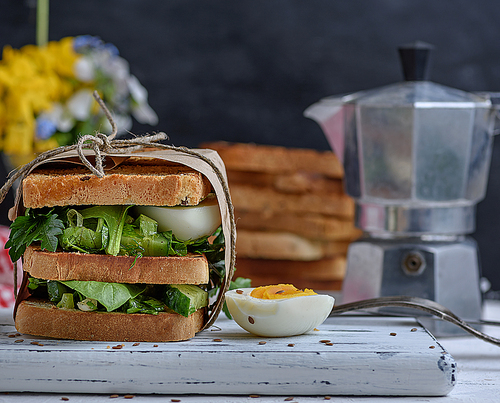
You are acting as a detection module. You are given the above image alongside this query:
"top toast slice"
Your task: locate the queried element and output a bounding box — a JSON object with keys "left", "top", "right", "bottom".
{"left": 22, "top": 163, "right": 212, "bottom": 208}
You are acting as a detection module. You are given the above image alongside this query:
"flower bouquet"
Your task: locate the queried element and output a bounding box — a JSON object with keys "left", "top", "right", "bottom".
{"left": 0, "top": 35, "right": 158, "bottom": 167}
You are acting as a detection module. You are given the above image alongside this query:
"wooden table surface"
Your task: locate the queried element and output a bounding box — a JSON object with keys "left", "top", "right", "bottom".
{"left": 0, "top": 300, "right": 499, "bottom": 402}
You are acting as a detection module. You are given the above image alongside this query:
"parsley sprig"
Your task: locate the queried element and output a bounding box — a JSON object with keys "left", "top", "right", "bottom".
{"left": 5, "top": 208, "right": 64, "bottom": 262}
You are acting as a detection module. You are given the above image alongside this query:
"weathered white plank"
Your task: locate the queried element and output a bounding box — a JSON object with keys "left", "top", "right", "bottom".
{"left": 0, "top": 314, "right": 455, "bottom": 396}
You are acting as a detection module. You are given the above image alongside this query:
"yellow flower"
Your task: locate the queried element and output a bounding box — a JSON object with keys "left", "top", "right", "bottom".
{"left": 3, "top": 91, "right": 35, "bottom": 155}
{"left": 34, "top": 137, "right": 60, "bottom": 154}
{"left": 0, "top": 37, "right": 82, "bottom": 161}
{"left": 0, "top": 35, "right": 157, "bottom": 165}
{"left": 49, "top": 37, "right": 78, "bottom": 78}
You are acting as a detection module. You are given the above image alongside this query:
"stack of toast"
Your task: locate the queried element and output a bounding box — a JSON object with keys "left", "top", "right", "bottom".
{"left": 202, "top": 142, "right": 362, "bottom": 290}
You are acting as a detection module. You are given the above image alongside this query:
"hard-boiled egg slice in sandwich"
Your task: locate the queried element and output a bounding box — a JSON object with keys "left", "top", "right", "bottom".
{"left": 225, "top": 284, "right": 335, "bottom": 337}
{"left": 136, "top": 195, "right": 221, "bottom": 241}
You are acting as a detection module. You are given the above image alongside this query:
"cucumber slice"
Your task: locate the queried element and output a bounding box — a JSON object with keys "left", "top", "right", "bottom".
{"left": 164, "top": 285, "right": 208, "bottom": 317}
{"left": 56, "top": 293, "right": 75, "bottom": 309}
{"left": 47, "top": 281, "right": 71, "bottom": 303}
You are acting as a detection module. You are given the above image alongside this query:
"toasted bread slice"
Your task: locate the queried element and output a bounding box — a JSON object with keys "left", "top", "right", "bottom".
{"left": 235, "top": 210, "right": 361, "bottom": 241}
{"left": 235, "top": 229, "right": 351, "bottom": 261}
{"left": 23, "top": 245, "right": 209, "bottom": 284}
{"left": 201, "top": 141, "right": 344, "bottom": 178}
{"left": 16, "top": 297, "right": 206, "bottom": 342}
{"left": 226, "top": 170, "right": 345, "bottom": 195}
{"left": 230, "top": 184, "right": 355, "bottom": 218}
{"left": 235, "top": 257, "right": 345, "bottom": 291}
{"left": 23, "top": 164, "right": 212, "bottom": 208}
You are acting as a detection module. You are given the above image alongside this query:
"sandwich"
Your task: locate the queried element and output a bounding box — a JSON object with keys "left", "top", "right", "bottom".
{"left": 6, "top": 150, "right": 233, "bottom": 342}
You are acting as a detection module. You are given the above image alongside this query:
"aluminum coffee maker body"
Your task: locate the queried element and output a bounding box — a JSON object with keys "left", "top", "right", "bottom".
{"left": 304, "top": 43, "right": 500, "bottom": 334}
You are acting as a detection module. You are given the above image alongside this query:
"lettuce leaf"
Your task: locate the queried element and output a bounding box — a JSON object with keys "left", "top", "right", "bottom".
{"left": 60, "top": 209, "right": 109, "bottom": 253}
{"left": 77, "top": 206, "right": 132, "bottom": 256}
{"left": 61, "top": 280, "right": 146, "bottom": 312}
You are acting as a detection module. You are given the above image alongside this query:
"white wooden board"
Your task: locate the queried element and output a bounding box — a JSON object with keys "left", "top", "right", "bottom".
{"left": 0, "top": 313, "right": 456, "bottom": 396}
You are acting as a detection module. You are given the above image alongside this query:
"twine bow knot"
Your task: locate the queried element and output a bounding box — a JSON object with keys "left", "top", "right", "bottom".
{"left": 77, "top": 132, "right": 112, "bottom": 178}
{"left": 76, "top": 130, "right": 168, "bottom": 178}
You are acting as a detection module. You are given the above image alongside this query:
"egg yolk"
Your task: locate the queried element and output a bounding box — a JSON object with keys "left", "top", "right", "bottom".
{"left": 249, "top": 284, "right": 317, "bottom": 300}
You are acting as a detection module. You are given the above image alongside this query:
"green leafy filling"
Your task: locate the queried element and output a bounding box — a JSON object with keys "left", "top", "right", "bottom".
{"left": 27, "top": 278, "right": 208, "bottom": 316}
{"left": 7, "top": 205, "right": 223, "bottom": 259}
{"left": 9, "top": 205, "right": 250, "bottom": 319}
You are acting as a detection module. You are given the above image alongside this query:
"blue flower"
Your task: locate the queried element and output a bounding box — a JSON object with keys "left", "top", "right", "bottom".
{"left": 74, "top": 35, "right": 104, "bottom": 52}
{"left": 36, "top": 117, "right": 57, "bottom": 140}
{"left": 103, "top": 43, "right": 119, "bottom": 57}
{"left": 73, "top": 35, "right": 120, "bottom": 58}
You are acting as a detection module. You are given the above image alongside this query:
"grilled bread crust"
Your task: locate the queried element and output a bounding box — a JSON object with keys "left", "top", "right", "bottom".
{"left": 16, "top": 298, "right": 206, "bottom": 342}
{"left": 230, "top": 184, "right": 355, "bottom": 218}
{"left": 235, "top": 210, "right": 361, "bottom": 241}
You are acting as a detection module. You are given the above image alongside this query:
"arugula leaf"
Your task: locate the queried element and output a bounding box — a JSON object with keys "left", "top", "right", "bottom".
{"left": 47, "top": 281, "right": 71, "bottom": 303}
{"left": 168, "top": 231, "right": 188, "bottom": 256}
{"left": 40, "top": 213, "right": 65, "bottom": 251}
{"left": 204, "top": 227, "right": 226, "bottom": 263}
{"left": 27, "top": 277, "right": 47, "bottom": 291}
{"left": 77, "top": 206, "right": 132, "bottom": 256}
{"left": 61, "top": 280, "right": 146, "bottom": 312}
{"left": 61, "top": 209, "right": 108, "bottom": 253}
{"left": 5, "top": 209, "right": 64, "bottom": 262}
{"left": 126, "top": 295, "right": 165, "bottom": 315}
{"left": 167, "top": 226, "right": 225, "bottom": 260}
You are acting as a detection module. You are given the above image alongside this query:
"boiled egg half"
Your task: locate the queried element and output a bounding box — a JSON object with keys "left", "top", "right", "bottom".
{"left": 225, "top": 284, "right": 335, "bottom": 337}
{"left": 135, "top": 195, "right": 221, "bottom": 241}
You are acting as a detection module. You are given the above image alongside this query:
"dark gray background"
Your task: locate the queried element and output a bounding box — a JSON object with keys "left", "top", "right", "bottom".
{"left": 2, "top": 0, "right": 500, "bottom": 292}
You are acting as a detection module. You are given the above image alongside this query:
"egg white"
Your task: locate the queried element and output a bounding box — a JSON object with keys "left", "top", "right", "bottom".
{"left": 135, "top": 195, "right": 221, "bottom": 241}
{"left": 225, "top": 288, "right": 335, "bottom": 337}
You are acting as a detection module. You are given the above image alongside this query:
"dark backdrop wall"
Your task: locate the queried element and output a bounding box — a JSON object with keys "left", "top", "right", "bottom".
{"left": 2, "top": 0, "right": 500, "bottom": 292}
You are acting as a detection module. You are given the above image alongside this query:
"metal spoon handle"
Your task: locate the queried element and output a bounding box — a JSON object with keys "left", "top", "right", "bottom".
{"left": 331, "top": 296, "right": 500, "bottom": 347}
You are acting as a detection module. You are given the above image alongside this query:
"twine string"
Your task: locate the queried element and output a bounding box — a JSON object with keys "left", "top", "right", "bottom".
{"left": 77, "top": 134, "right": 104, "bottom": 177}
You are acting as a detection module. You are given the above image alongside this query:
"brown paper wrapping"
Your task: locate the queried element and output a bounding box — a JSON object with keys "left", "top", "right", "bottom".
{"left": 11, "top": 146, "right": 236, "bottom": 331}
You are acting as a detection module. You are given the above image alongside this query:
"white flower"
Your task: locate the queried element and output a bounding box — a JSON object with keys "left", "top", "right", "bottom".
{"left": 54, "top": 105, "right": 76, "bottom": 133}
{"left": 128, "top": 75, "right": 148, "bottom": 104}
{"left": 107, "top": 56, "right": 130, "bottom": 83}
{"left": 67, "top": 89, "right": 94, "bottom": 121}
{"left": 100, "top": 114, "right": 133, "bottom": 135}
{"left": 128, "top": 75, "right": 158, "bottom": 125}
{"left": 39, "top": 103, "right": 75, "bottom": 133}
{"left": 132, "top": 102, "right": 159, "bottom": 126}
{"left": 70, "top": 36, "right": 158, "bottom": 137}
{"left": 74, "top": 56, "right": 95, "bottom": 82}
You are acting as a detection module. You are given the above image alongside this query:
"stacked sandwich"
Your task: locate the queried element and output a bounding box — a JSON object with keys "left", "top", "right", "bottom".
{"left": 7, "top": 150, "right": 232, "bottom": 342}
{"left": 202, "top": 142, "right": 361, "bottom": 291}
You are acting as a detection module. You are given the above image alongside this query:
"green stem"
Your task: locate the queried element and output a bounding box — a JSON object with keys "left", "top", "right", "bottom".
{"left": 36, "top": 0, "right": 49, "bottom": 47}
